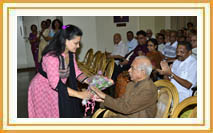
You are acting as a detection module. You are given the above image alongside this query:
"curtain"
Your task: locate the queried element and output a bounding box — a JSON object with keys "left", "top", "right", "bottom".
{"left": 171, "top": 16, "right": 197, "bottom": 30}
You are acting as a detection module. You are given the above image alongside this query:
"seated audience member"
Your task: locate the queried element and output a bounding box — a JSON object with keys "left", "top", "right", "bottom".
{"left": 177, "top": 29, "right": 184, "bottom": 37}
{"left": 107, "top": 33, "right": 128, "bottom": 82}
{"left": 147, "top": 39, "right": 164, "bottom": 70}
{"left": 187, "top": 22, "right": 194, "bottom": 30}
{"left": 178, "top": 35, "right": 186, "bottom": 42}
{"left": 119, "top": 30, "right": 148, "bottom": 71}
{"left": 160, "top": 29, "right": 166, "bottom": 35}
{"left": 187, "top": 29, "right": 197, "bottom": 42}
{"left": 164, "top": 29, "right": 170, "bottom": 44}
{"left": 146, "top": 39, "right": 164, "bottom": 81}
{"left": 92, "top": 56, "right": 158, "bottom": 118}
{"left": 146, "top": 29, "right": 155, "bottom": 39}
{"left": 157, "top": 41, "right": 197, "bottom": 103}
{"left": 162, "top": 30, "right": 178, "bottom": 62}
{"left": 127, "top": 31, "right": 138, "bottom": 52}
{"left": 191, "top": 34, "right": 197, "bottom": 59}
{"left": 156, "top": 33, "right": 165, "bottom": 53}
{"left": 108, "top": 33, "right": 128, "bottom": 64}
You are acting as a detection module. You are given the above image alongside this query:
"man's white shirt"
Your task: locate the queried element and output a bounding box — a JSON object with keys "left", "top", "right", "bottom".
{"left": 111, "top": 41, "right": 128, "bottom": 65}
{"left": 158, "top": 43, "right": 165, "bottom": 53}
{"left": 127, "top": 38, "right": 138, "bottom": 52}
{"left": 171, "top": 55, "right": 197, "bottom": 103}
{"left": 162, "top": 41, "right": 178, "bottom": 58}
{"left": 192, "top": 48, "right": 197, "bottom": 59}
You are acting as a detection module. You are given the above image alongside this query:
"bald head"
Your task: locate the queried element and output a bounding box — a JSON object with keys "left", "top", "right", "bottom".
{"left": 146, "top": 29, "right": 153, "bottom": 39}
{"left": 129, "top": 56, "right": 152, "bottom": 82}
{"left": 135, "top": 56, "right": 152, "bottom": 76}
{"left": 113, "top": 33, "right": 121, "bottom": 45}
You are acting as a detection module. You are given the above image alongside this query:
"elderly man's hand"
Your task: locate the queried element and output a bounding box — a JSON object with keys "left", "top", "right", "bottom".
{"left": 93, "top": 94, "right": 104, "bottom": 102}
{"left": 90, "top": 86, "right": 106, "bottom": 100}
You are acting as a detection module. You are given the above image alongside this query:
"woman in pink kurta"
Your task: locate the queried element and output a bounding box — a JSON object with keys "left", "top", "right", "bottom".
{"left": 28, "top": 25, "right": 91, "bottom": 118}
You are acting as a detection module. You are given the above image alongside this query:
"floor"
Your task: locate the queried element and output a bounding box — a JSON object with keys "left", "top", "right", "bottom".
{"left": 17, "top": 70, "right": 99, "bottom": 118}
{"left": 17, "top": 70, "right": 36, "bottom": 118}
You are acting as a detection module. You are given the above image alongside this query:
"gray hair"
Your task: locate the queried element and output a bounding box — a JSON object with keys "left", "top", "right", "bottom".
{"left": 135, "top": 56, "right": 153, "bottom": 76}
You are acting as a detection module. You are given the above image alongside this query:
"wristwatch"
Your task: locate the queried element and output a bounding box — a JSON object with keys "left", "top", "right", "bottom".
{"left": 169, "top": 73, "right": 175, "bottom": 79}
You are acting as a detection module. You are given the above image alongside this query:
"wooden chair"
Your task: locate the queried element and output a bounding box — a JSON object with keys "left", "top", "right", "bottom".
{"left": 89, "top": 51, "right": 102, "bottom": 73}
{"left": 114, "top": 71, "right": 129, "bottom": 98}
{"left": 154, "top": 80, "right": 179, "bottom": 116}
{"left": 92, "top": 108, "right": 106, "bottom": 118}
{"left": 171, "top": 96, "right": 197, "bottom": 118}
{"left": 104, "top": 58, "right": 115, "bottom": 79}
{"left": 95, "top": 53, "right": 107, "bottom": 74}
{"left": 155, "top": 87, "right": 172, "bottom": 118}
{"left": 79, "top": 51, "right": 101, "bottom": 77}
{"left": 103, "top": 109, "right": 117, "bottom": 118}
{"left": 189, "top": 106, "right": 197, "bottom": 118}
{"left": 78, "top": 48, "right": 93, "bottom": 66}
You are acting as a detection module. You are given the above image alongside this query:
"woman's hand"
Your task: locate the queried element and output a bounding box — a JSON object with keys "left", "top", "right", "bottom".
{"left": 67, "top": 88, "right": 92, "bottom": 100}
{"left": 78, "top": 90, "right": 93, "bottom": 100}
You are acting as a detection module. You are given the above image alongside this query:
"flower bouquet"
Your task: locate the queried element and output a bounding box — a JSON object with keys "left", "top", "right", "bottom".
{"left": 82, "top": 71, "right": 114, "bottom": 117}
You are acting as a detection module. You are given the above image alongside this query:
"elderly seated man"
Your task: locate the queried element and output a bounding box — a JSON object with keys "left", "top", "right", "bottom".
{"left": 91, "top": 56, "right": 158, "bottom": 118}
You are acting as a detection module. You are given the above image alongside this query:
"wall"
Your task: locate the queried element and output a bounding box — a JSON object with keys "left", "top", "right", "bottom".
{"left": 17, "top": 16, "right": 173, "bottom": 69}
{"left": 96, "top": 16, "right": 140, "bottom": 53}
{"left": 63, "top": 16, "right": 98, "bottom": 61}
{"left": 17, "top": 16, "right": 56, "bottom": 69}
{"left": 155, "top": 16, "right": 166, "bottom": 34}
{"left": 139, "top": 16, "right": 155, "bottom": 33}
{"left": 139, "top": 16, "right": 171, "bottom": 36}
{"left": 17, "top": 17, "right": 28, "bottom": 68}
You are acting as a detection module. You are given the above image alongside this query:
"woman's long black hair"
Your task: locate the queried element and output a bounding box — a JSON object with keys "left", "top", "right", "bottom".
{"left": 42, "top": 24, "right": 83, "bottom": 57}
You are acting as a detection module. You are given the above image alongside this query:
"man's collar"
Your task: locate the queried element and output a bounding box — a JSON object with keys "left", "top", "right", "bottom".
{"left": 134, "top": 77, "right": 150, "bottom": 88}
{"left": 117, "top": 40, "right": 123, "bottom": 45}
{"left": 180, "top": 55, "right": 192, "bottom": 63}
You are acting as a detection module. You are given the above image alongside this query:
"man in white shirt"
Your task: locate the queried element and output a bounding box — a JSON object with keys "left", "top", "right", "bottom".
{"left": 156, "top": 33, "right": 165, "bottom": 53}
{"left": 127, "top": 31, "right": 138, "bottom": 52}
{"left": 191, "top": 34, "right": 197, "bottom": 59}
{"left": 107, "top": 33, "right": 128, "bottom": 96}
{"left": 109, "top": 33, "right": 128, "bottom": 65}
{"left": 162, "top": 31, "right": 178, "bottom": 61}
{"left": 157, "top": 41, "right": 197, "bottom": 103}
{"left": 146, "top": 29, "right": 155, "bottom": 39}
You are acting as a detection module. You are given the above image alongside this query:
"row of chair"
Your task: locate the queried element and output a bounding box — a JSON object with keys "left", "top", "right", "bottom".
{"left": 78, "top": 48, "right": 115, "bottom": 79}
{"left": 92, "top": 80, "right": 197, "bottom": 118}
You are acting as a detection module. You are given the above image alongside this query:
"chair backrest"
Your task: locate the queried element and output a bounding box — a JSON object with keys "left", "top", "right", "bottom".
{"left": 104, "top": 58, "right": 115, "bottom": 79}
{"left": 154, "top": 80, "right": 179, "bottom": 116}
{"left": 189, "top": 106, "right": 197, "bottom": 118}
{"left": 90, "top": 51, "right": 102, "bottom": 71}
{"left": 155, "top": 87, "right": 172, "bottom": 118}
{"left": 96, "top": 54, "right": 107, "bottom": 74}
{"left": 171, "top": 96, "right": 197, "bottom": 118}
{"left": 82, "top": 48, "right": 93, "bottom": 64}
{"left": 103, "top": 110, "right": 117, "bottom": 118}
{"left": 115, "top": 71, "right": 129, "bottom": 98}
